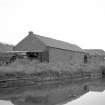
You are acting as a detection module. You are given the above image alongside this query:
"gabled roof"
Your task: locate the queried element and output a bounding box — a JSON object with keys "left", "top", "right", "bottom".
{"left": 29, "top": 32, "right": 83, "bottom": 52}
{"left": 84, "top": 49, "right": 105, "bottom": 56}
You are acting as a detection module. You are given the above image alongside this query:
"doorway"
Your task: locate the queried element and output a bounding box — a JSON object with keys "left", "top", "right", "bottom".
{"left": 84, "top": 55, "right": 88, "bottom": 64}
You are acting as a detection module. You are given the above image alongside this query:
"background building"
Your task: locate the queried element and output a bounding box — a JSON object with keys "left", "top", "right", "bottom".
{"left": 84, "top": 49, "right": 105, "bottom": 64}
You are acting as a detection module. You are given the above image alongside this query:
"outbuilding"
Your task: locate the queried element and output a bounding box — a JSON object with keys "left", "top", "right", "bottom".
{"left": 84, "top": 49, "right": 105, "bottom": 64}
{"left": 13, "top": 31, "right": 87, "bottom": 65}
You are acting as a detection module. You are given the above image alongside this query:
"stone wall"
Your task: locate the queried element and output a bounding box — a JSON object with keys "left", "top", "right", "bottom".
{"left": 88, "top": 55, "right": 105, "bottom": 64}
{"left": 48, "top": 47, "right": 85, "bottom": 65}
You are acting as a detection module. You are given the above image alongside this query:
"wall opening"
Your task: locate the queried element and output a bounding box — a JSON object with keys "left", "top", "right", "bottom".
{"left": 26, "top": 51, "right": 49, "bottom": 63}
{"left": 102, "top": 70, "right": 105, "bottom": 78}
{"left": 84, "top": 55, "right": 88, "bottom": 64}
{"left": 26, "top": 52, "right": 39, "bottom": 60}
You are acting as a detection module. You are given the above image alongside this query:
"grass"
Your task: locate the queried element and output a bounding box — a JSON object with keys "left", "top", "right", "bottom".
{"left": 0, "top": 60, "right": 104, "bottom": 74}
{"left": 0, "top": 59, "right": 104, "bottom": 81}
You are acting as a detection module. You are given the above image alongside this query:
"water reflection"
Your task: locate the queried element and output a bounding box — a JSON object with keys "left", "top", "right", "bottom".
{"left": 0, "top": 79, "right": 105, "bottom": 105}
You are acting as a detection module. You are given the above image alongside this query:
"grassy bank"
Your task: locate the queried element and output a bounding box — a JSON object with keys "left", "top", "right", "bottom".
{"left": 0, "top": 61, "right": 104, "bottom": 81}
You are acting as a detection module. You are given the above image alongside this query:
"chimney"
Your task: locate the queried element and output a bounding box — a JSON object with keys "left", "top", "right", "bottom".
{"left": 28, "top": 31, "right": 34, "bottom": 35}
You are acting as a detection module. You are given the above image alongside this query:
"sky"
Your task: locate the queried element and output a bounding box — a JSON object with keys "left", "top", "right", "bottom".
{"left": 0, "top": 0, "right": 105, "bottom": 50}
{"left": 0, "top": 0, "right": 105, "bottom": 105}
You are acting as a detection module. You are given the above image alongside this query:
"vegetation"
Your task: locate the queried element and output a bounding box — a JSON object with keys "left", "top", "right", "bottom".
{"left": 0, "top": 60, "right": 104, "bottom": 81}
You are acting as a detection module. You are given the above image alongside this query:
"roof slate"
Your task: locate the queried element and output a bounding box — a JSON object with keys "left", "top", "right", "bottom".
{"left": 29, "top": 32, "right": 83, "bottom": 52}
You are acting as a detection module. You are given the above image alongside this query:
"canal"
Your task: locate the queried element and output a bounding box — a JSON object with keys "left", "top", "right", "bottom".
{"left": 0, "top": 79, "right": 104, "bottom": 105}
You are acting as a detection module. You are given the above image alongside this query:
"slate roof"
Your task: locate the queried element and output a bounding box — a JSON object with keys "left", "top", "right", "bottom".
{"left": 29, "top": 32, "right": 83, "bottom": 52}
{"left": 84, "top": 49, "right": 105, "bottom": 56}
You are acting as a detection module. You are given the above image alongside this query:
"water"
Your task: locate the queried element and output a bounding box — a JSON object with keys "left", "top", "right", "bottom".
{"left": 0, "top": 79, "right": 105, "bottom": 105}
{"left": 1, "top": 91, "right": 105, "bottom": 105}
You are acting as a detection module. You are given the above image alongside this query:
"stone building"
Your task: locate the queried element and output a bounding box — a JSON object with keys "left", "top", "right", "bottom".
{"left": 13, "top": 31, "right": 87, "bottom": 65}
{"left": 0, "top": 43, "right": 14, "bottom": 65}
{"left": 84, "top": 49, "right": 105, "bottom": 64}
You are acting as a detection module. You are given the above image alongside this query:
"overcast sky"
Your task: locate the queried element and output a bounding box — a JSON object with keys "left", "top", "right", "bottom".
{"left": 0, "top": 0, "right": 105, "bottom": 105}
{"left": 0, "top": 0, "right": 105, "bottom": 50}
